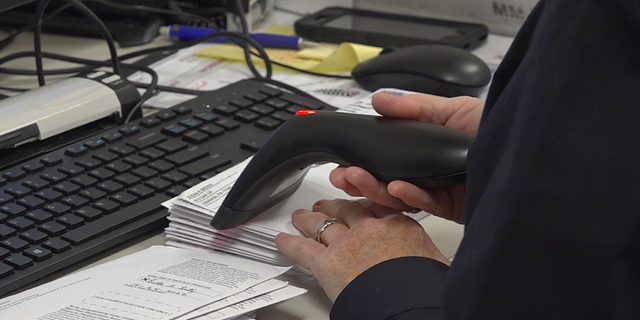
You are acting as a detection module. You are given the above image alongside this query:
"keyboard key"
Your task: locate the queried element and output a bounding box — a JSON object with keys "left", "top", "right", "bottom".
{"left": 38, "top": 222, "right": 67, "bottom": 237}
{"left": 234, "top": 110, "right": 260, "bottom": 123}
{"left": 172, "top": 105, "right": 192, "bottom": 115}
{"left": 101, "top": 131, "right": 123, "bottom": 142}
{"left": 127, "top": 185, "right": 155, "bottom": 199}
{"left": 148, "top": 160, "right": 175, "bottom": 173}
{"left": 161, "top": 171, "right": 188, "bottom": 184}
{"left": 244, "top": 91, "right": 268, "bottom": 102}
{"left": 24, "top": 209, "right": 54, "bottom": 224}
{"left": 139, "top": 117, "right": 161, "bottom": 128}
{"left": 119, "top": 125, "right": 140, "bottom": 136}
{"left": 96, "top": 181, "right": 125, "bottom": 194}
{"left": 53, "top": 181, "right": 81, "bottom": 195}
{"left": 40, "top": 171, "right": 67, "bottom": 183}
{"left": 84, "top": 138, "right": 106, "bottom": 150}
{"left": 22, "top": 161, "right": 44, "bottom": 174}
{"left": 75, "top": 157, "right": 102, "bottom": 170}
{"left": 70, "top": 174, "right": 99, "bottom": 188}
{"left": 23, "top": 247, "right": 52, "bottom": 262}
{"left": 74, "top": 207, "right": 103, "bottom": 221}
{"left": 65, "top": 145, "right": 88, "bottom": 156}
{"left": 165, "top": 148, "right": 209, "bottom": 166}
{"left": 156, "top": 139, "right": 188, "bottom": 154}
{"left": 109, "top": 144, "right": 136, "bottom": 156}
{"left": 43, "top": 203, "right": 71, "bottom": 217}
{"left": 110, "top": 192, "right": 138, "bottom": 206}
{"left": 0, "top": 192, "right": 13, "bottom": 205}
{"left": 0, "top": 263, "right": 14, "bottom": 278}
{"left": 0, "top": 237, "right": 29, "bottom": 252}
{"left": 57, "top": 214, "right": 85, "bottom": 229}
{"left": 4, "top": 184, "right": 31, "bottom": 197}
{"left": 2, "top": 170, "right": 26, "bottom": 181}
{"left": 199, "top": 125, "right": 224, "bottom": 138}
{"left": 131, "top": 167, "right": 158, "bottom": 180}
{"left": 182, "top": 130, "right": 209, "bottom": 144}
{"left": 61, "top": 195, "right": 90, "bottom": 209}
{"left": 42, "top": 238, "right": 71, "bottom": 253}
{"left": 215, "top": 118, "right": 240, "bottom": 131}
{"left": 92, "top": 151, "right": 119, "bottom": 163}
{"left": 34, "top": 189, "right": 63, "bottom": 202}
{"left": 4, "top": 255, "right": 33, "bottom": 270}
{"left": 6, "top": 217, "right": 35, "bottom": 232}
{"left": 91, "top": 199, "right": 120, "bottom": 214}
{"left": 264, "top": 99, "right": 289, "bottom": 110}
{"left": 0, "top": 203, "right": 27, "bottom": 217}
{"left": 122, "top": 155, "right": 149, "bottom": 167}
{"left": 58, "top": 164, "right": 84, "bottom": 177}
{"left": 114, "top": 173, "right": 141, "bottom": 187}
{"left": 78, "top": 188, "right": 107, "bottom": 201}
{"left": 22, "top": 178, "right": 50, "bottom": 191}
{"left": 178, "top": 155, "right": 231, "bottom": 177}
{"left": 19, "top": 230, "right": 48, "bottom": 244}
{"left": 212, "top": 105, "right": 238, "bottom": 116}
{"left": 39, "top": 155, "right": 63, "bottom": 167}
{"left": 255, "top": 118, "right": 281, "bottom": 130}
{"left": 125, "top": 131, "right": 166, "bottom": 150}
{"left": 0, "top": 225, "right": 16, "bottom": 240}
{"left": 62, "top": 193, "right": 169, "bottom": 245}
{"left": 144, "top": 177, "right": 171, "bottom": 191}
{"left": 179, "top": 118, "right": 203, "bottom": 129}
{"left": 88, "top": 167, "right": 116, "bottom": 181}
{"left": 194, "top": 112, "right": 218, "bottom": 123}
{"left": 162, "top": 124, "right": 188, "bottom": 137}
{"left": 104, "top": 161, "right": 132, "bottom": 174}
{"left": 155, "top": 110, "right": 177, "bottom": 121}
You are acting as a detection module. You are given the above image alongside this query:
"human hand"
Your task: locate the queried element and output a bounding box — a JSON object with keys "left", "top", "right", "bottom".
{"left": 329, "top": 93, "right": 483, "bottom": 224}
{"left": 274, "top": 198, "right": 449, "bottom": 302}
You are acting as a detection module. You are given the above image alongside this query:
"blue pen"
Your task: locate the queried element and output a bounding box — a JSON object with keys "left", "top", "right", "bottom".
{"left": 160, "top": 25, "right": 320, "bottom": 50}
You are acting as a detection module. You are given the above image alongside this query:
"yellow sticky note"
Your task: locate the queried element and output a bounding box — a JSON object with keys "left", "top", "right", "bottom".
{"left": 194, "top": 42, "right": 382, "bottom": 74}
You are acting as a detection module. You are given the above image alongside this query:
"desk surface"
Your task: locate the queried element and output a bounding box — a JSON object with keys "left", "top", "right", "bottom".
{"left": 0, "top": 17, "right": 470, "bottom": 319}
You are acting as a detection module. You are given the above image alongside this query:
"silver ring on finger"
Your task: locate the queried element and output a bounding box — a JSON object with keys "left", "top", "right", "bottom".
{"left": 315, "top": 218, "right": 345, "bottom": 242}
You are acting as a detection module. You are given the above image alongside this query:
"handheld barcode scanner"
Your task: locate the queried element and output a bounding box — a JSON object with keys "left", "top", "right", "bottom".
{"left": 210, "top": 111, "right": 474, "bottom": 230}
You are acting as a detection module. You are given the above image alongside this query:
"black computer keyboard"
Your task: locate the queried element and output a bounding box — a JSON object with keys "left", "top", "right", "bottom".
{"left": 0, "top": 79, "right": 335, "bottom": 297}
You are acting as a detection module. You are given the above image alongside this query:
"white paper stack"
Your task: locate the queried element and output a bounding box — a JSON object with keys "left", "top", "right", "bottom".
{"left": 163, "top": 162, "right": 356, "bottom": 275}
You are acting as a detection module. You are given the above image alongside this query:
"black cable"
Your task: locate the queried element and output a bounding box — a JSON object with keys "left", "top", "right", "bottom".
{"left": 2, "top": 31, "right": 273, "bottom": 79}
{"left": 34, "top": 0, "right": 122, "bottom": 86}
{"left": 84, "top": 0, "right": 210, "bottom": 25}
{"left": 0, "top": 3, "right": 72, "bottom": 52}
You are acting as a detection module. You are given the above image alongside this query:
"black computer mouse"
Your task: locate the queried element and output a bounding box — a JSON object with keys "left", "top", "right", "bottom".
{"left": 351, "top": 45, "right": 492, "bottom": 97}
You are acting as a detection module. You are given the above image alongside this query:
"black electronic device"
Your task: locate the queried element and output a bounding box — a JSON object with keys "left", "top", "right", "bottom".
{"left": 294, "top": 7, "right": 488, "bottom": 50}
{"left": 211, "top": 110, "right": 474, "bottom": 230}
{"left": 351, "top": 45, "right": 492, "bottom": 97}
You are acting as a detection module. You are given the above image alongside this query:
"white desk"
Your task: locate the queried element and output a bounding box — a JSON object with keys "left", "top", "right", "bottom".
{"left": 0, "top": 24, "right": 467, "bottom": 320}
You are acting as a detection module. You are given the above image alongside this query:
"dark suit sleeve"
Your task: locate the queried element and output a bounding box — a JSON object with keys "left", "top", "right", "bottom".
{"left": 330, "top": 257, "right": 449, "bottom": 320}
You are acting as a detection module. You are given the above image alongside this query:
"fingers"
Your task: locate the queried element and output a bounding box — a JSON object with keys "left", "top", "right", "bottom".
{"left": 372, "top": 92, "right": 451, "bottom": 124}
{"left": 372, "top": 92, "right": 483, "bottom": 135}
{"left": 339, "top": 167, "right": 414, "bottom": 211}
{"left": 274, "top": 232, "right": 324, "bottom": 272}
{"left": 387, "top": 181, "right": 466, "bottom": 224}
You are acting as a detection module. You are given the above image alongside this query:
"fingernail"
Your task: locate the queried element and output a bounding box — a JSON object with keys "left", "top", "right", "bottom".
{"left": 313, "top": 199, "right": 328, "bottom": 208}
